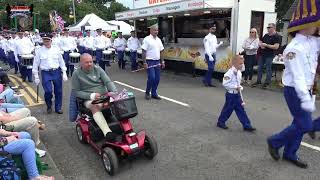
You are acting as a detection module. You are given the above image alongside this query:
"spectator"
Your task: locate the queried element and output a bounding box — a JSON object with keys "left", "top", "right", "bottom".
{"left": 252, "top": 23, "right": 281, "bottom": 88}
{"left": 0, "top": 129, "right": 54, "bottom": 180}
{"left": 242, "top": 28, "right": 259, "bottom": 85}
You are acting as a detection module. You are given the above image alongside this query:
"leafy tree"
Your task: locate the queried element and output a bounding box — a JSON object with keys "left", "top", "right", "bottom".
{"left": 0, "top": 0, "right": 127, "bottom": 32}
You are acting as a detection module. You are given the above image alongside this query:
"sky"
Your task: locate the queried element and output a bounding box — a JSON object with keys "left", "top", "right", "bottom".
{"left": 116, "top": 0, "right": 133, "bottom": 9}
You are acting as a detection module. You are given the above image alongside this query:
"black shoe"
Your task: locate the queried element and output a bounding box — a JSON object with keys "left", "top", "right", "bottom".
{"left": 202, "top": 80, "right": 208, "bottom": 87}
{"left": 151, "top": 95, "right": 162, "bottom": 100}
{"left": 262, "top": 83, "right": 270, "bottom": 89}
{"left": 283, "top": 157, "right": 308, "bottom": 169}
{"left": 28, "top": 80, "right": 33, "bottom": 83}
{"left": 145, "top": 94, "right": 151, "bottom": 100}
{"left": 244, "top": 127, "right": 256, "bottom": 132}
{"left": 208, "top": 84, "right": 216, "bottom": 87}
{"left": 105, "top": 132, "right": 117, "bottom": 142}
{"left": 267, "top": 139, "right": 280, "bottom": 161}
{"left": 308, "top": 131, "right": 316, "bottom": 139}
{"left": 217, "top": 123, "right": 228, "bottom": 129}
{"left": 47, "top": 108, "right": 52, "bottom": 114}
{"left": 251, "top": 82, "right": 261, "bottom": 87}
{"left": 22, "top": 78, "right": 26, "bottom": 82}
{"left": 55, "top": 110, "right": 63, "bottom": 114}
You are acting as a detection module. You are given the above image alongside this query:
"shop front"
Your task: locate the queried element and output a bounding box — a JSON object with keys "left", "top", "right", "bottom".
{"left": 116, "top": 0, "right": 276, "bottom": 74}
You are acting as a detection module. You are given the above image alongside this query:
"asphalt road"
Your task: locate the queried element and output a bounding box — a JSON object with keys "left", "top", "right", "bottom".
{"left": 24, "top": 64, "right": 320, "bottom": 180}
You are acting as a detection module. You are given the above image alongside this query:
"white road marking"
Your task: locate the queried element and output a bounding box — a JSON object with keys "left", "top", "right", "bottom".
{"left": 114, "top": 81, "right": 191, "bottom": 108}
{"left": 301, "top": 142, "right": 320, "bottom": 152}
{"left": 115, "top": 81, "right": 320, "bottom": 153}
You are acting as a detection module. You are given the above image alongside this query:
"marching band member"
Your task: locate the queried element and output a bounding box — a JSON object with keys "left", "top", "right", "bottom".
{"left": 127, "top": 31, "right": 141, "bottom": 71}
{"left": 267, "top": 0, "right": 319, "bottom": 169}
{"left": 6, "top": 32, "right": 18, "bottom": 73}
{"left": 14, "top": 30, "right": 34, "bottom": 82}
{"left": 31, "top": 29, "right": 42, "bottom": 46}
{"left": 32, "top": 33, "right": 68, "bottom": 114}
{"left": 51, "top": 32, "right": 61, "bottom": 50}
{"left": 60, "top": 29, "right": 76, "bottom": 77}
{"left": 113, "top": 32, "right": 127, "bottom": 69}
{"left": 83, "top": 29, "right": 95, "bottom": 57}
{"left": 94, "top": 28, "right": 111, "bottom": 71}
{"left": 216, "top": 55, "right": 256, "bottom": 131}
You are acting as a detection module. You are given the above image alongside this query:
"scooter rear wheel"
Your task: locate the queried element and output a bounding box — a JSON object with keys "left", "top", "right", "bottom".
{"left": 102, "top": 147, "right": 119, "bottom": 176}
{"left": 144, "top": 134, "right": 158, "bottom": 160}
{"left": 76, "top": 124, "right": 87, "bottom": 144}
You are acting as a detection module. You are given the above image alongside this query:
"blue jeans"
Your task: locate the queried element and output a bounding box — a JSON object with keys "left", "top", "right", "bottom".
{"left": 0, "top": 103, "right": 25, "bottom": 112}
{"left": 41, "top": 69, "right": 63, "bottom": 111}
{"left": 268, "top": 86, "right": 312, "bottom": 160}
{"left": 3, "top": 132, "right": 39, "bottom": 179}
{"left": 257, "top": 55, "right": 274, "bottom": 84}
{"left": 117, "top": 50, "right": 125, "bottom": 69}
{"left": 130, "top": 51, "right": 138, "bottom": 71}
{"left": 146, "top": 60, "right": 161, "bottom": 97}
{"left": 0, "top": 88, "right": 24, "bottom": 104}
{"left": 202, "top": 54, "right": 216, "bottom": 85}
{"left": 217, "top": 92, "right": 252, "bottom": 129}
{"left": 244, "top": 55, "right": 256, "bottom": 81}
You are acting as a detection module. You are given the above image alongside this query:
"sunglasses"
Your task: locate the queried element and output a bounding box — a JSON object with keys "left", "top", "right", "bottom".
{"left": 250, "top": 32, "right": 256, "bottom": 33}
{"left": 267, "top": 27, "right": 273, "bottom": 29}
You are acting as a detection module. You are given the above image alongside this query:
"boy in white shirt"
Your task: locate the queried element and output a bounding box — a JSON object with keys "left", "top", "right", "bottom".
{"left": 216, "top": 55, "right": 256, "bottom": 132}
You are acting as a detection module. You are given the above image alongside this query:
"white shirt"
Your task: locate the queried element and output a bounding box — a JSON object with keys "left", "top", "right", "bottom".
{"left": 127, "top": 37, "right": 141, "bottom": 51}
{"left": 14, "top": 37, "right": 34, "bottom": 62}
{"left": 203, "top": 33, "right": 221, "bottom": 58}
{"left": 113, "top": 37, "right": 127, "bottom": 51}
{"left": 32, "top": 46, "right": 67, "bottom": 74}
{"left": 7, "top": 38, "right": 16, "bottom": 52}
{"left": 32, "top": 34, "right": 42, "bottom": 45}
{"left": 222, "top": 66, "right": 243, "bottom": 91}
{"left": 0, "top": 39, "right": 7, "bottom": 52}
{"left": 242, "top": 37, "right": 259, "bottom": 55}
{"left": 52, "top": 37, "right": 61, "bottom": 49}
{"left": 282, "top": 33, "right": 319, "bottom": 102}
{"left": 94, "top": 35, "right": 111, "bottom": 50}
{"left": 141, "top": 35, "right": 164, "bottom": 60}
{"left": 77, "top": 37, "right": 84, "bottom": 46}
{"left": 83, "top": 36, "right": 94, "bottom": 50}
{"left": 60, "top": 36, "right": 76, "bottom": 52}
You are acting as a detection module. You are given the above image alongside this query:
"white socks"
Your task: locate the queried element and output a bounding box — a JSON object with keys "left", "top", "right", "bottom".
{"left": 35, "top": 148, "right": 46, "bottom": 157}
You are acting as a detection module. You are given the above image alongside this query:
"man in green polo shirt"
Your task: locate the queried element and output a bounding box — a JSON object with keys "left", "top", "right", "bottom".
{"left": 72, "top": 53, "right": 118, "bottom": 141}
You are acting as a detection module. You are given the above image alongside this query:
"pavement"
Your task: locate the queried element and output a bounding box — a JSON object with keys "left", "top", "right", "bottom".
{"left": 7, "top": 63, "right": 320, "bottom": 180}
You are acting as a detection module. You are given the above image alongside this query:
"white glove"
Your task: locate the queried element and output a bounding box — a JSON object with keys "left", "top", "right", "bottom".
{"left": 301, "top": 100, "right": 316, "bottom": 112}
{"left": 219, "top": 41, "right": 223, "bottom": 46}
{"left": 34, "top": 74, "right": 40, "bottom": 85}
{"left": 34, "top": 77, "right": 40, "bottom": 85}
{"left": 62, "top": 72, "right": 68, "bottom": 81}
{"left": 209, "top": 55, "right": 214, "bottom": 61}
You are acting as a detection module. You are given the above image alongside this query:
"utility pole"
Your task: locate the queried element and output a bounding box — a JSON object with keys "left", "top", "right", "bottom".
{"left": 72, "top": 0, "right": 76, "bottom": 24}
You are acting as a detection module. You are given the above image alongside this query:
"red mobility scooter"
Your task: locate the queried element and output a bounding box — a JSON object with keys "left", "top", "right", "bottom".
{"left": 75, "top": 93, "right": 158, "bottom": 176}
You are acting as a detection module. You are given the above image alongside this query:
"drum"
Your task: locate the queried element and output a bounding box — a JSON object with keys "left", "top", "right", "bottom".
{"left": 102, "top": 50, "right": 112, "bottom": 61}
{"left": 108, "top": 48, "right": 116, "bottom": 61}
{"left": 125, "top": 48, "right": 131, "bottom": 57}
{"left": 69, "top": 52, "right": 81, "bottom": 65}
{"left": 20, "top": 54, "right": 34, "bottom": 69}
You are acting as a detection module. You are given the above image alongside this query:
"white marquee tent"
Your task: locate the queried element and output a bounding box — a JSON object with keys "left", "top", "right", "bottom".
{"left": 68, "top": 13, "right": 118, "bottom": 32}
{"left": 107, "top": 20, "right": 134, "bottom": 35}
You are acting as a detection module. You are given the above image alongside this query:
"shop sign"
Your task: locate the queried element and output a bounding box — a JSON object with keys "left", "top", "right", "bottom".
{"left": 133, "top": 0, "right": 183, "bottom": 9}
{"left": 115, "top": 0, "right": 204, "bottom": 20}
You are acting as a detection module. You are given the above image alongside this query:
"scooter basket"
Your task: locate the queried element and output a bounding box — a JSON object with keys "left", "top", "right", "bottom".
{"left": 111, "top": 97, "right": 138, "bottom": 120}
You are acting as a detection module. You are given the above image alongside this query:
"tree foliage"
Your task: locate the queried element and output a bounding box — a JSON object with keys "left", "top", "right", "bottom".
{"left": 275, "top": 0, "right": 296, "bottom": 20}
{"left": 0, "top": 0, "right": 128, "bottom": 32}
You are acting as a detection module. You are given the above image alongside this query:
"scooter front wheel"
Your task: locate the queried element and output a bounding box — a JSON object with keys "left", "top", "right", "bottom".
{"left": 102, "top": 147, "right": 119, "bottom": 176}
{"left": 144, "top": 134, "right": 158, "bottom": 160}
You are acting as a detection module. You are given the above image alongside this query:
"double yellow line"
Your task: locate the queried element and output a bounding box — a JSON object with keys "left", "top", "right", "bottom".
{"left": 8, "top": 74, "right": 44, "bottom": 107}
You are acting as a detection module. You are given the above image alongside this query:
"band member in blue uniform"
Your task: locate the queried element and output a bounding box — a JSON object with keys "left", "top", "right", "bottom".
{"left": 216, "top": 55, "right": 256, "bottom": 131}
{"left": 32, "top": 33, "right": 68, "bottom": 114}
{"left": 267, "top": 0, "right": 320, "bottom": 169}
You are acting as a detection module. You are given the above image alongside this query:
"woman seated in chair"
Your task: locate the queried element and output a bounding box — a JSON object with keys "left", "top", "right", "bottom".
{"left": 0, "top": 129, "right": 54, "bottom": 180}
